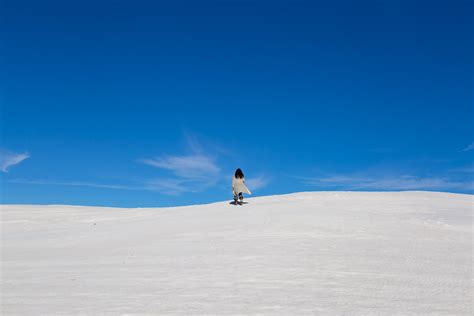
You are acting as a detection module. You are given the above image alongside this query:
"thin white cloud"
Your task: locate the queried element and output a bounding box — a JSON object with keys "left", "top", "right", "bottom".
{"left": 139, "top": 155, "right": 220, "bottom": 180}
{"left": 246, "top": 176, "right": 269, "bottom": 191}
{"left": 303, "top": 174, "right": 472, "bottom": 191}
{"left": 138, "top": 136, "right": 221, "bottom": 195}
{"left": 450, "top": 164, "right": 474, "bottom": 173}
{"left": 8, "top": 179, "right": 142, "bottom": 191}
{"left": 7, "top": 178, "right": 200, "bottom": 194}
{"left": 0, "top": 149, "right": 30, "bottom": 172}
{"left": 144, "top": 178, "right": 190, "bottom": 196}
{"left": 461, "top": 142, "right": 474, "bottom": 152}
{"left": 352, "top": 176, "right": 459, "bottom": 190}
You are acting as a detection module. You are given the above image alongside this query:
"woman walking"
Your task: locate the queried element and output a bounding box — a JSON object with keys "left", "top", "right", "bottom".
{"left": 232, "top": 168, "right": 251, "bottom": 204}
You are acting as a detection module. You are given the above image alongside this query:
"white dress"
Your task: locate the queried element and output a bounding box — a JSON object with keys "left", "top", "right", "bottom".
{"left": 232, "top": 177, "right": 251, "bottom": 195}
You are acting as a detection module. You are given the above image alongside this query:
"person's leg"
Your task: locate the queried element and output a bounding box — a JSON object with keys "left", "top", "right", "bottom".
{"left": 233, "top": 194, "right": 238, "bottom": 203}
{"left": 238, "top": 192, "right": 243, "bottom": 201}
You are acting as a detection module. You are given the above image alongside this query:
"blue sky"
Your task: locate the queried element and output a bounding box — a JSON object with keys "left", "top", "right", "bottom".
{"left": 1, "top": 0, "right": 473, "bottom": 207}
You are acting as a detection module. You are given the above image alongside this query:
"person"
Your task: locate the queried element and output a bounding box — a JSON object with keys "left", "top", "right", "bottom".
{"left": 232, "top": 168, "right": 251, "bottom": 203}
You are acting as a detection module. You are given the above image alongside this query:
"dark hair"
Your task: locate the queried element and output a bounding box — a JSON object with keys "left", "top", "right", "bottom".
{"left": 234, "top": 168, "right": 244, "bottom": 179}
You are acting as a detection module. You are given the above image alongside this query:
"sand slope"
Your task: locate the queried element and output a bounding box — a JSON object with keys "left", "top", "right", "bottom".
{"left": 1, "top": 191, "right": 472, "bottom": 314}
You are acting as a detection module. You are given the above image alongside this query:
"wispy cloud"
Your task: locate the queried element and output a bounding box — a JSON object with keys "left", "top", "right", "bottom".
{"left": 0, "top": 149, "right": 30, "bottom": 172}
{"left": 138, "top": 136, "right": 221, "bottom": 195}
{"left": 302, "top": 174, "right": 473, "bottom": 191}
{"left": 450, "top": 164, "right": 474, "bottom": 173}
{"left": 143, "top": 178, "right": 190, "bottom": 196}
{"left": 139, "top": 155, "right": 220, "bottom": 179}
{"left": 246, "top": 176, "right": 269, "bottom": 191}
{"left": 7, "top": 178, "right": 204, "bottom": 195}
{"left": 8, "top": 179, "right": 142, "bottom": 191}
{"left": 461, "top": 142, "right": 474, "bottom": 152}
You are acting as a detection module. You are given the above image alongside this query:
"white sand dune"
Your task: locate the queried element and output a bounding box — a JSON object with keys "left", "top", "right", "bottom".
{"left": 1, "top": 191, "right": 472, "bottom": 315}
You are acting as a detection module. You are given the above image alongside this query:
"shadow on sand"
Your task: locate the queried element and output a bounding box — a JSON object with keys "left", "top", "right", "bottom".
{"left": 229, "top": 201, "right": 249, "bottom": 205}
